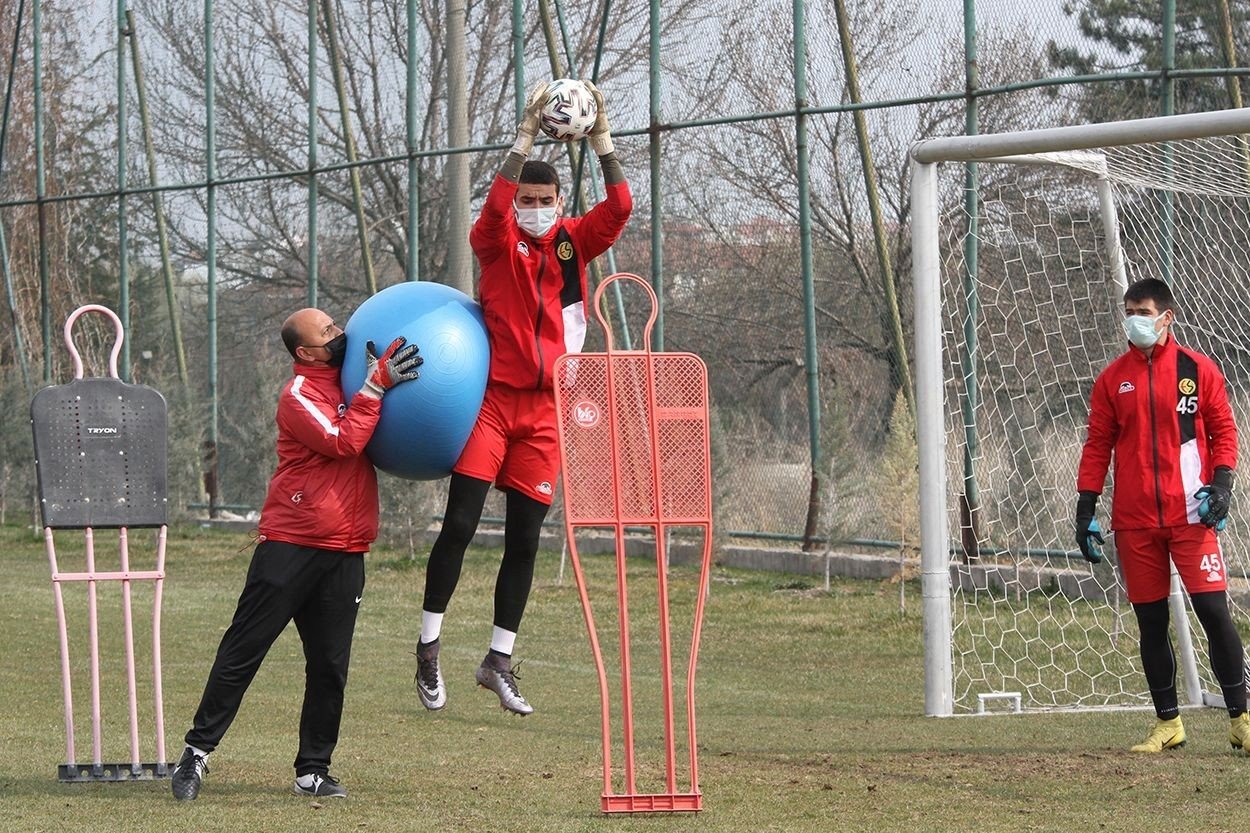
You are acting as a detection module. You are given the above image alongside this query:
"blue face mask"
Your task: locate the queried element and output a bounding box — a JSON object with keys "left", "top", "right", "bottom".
{"left": 1123, "top": 313, "right": 1164, "bottom": 349}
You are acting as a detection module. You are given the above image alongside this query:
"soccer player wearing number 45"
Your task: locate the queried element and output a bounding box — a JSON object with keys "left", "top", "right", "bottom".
{"left": 1075, "top": 278, "right": 1249, "bottom": 754}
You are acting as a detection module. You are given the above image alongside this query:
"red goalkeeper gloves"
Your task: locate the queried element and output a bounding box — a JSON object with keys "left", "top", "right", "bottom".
{"left": 360, "top": 337, "right": 422, "bottom": 399}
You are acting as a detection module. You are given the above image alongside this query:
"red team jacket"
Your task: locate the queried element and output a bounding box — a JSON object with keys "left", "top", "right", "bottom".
{"left": 258, "top": 363, "right": 383, "bottom": 552}
{"left": 1077, "top": 336, "right": 1238, "bottom": 531}
{"left": 470, "top": 174, "right": 632, "bottom": 391}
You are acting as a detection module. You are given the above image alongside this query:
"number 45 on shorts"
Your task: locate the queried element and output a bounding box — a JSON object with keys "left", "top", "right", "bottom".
{"left": 1201, "top": 551, "right": 1224, "bottom": 583}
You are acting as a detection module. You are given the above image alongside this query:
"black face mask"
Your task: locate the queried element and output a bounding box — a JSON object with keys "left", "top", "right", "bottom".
{"left": 322, "top": 333, "right": 348, "bottom": 368}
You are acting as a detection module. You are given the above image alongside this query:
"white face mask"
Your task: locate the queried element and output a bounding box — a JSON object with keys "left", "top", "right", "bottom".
{"left": 515, "top": 204, "right": 559, "bottom": 237}
{"left": 1123, "top": 313, "right": 1165, "bottom": 349}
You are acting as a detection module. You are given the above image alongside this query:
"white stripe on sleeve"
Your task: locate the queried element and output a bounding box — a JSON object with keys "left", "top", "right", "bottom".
{"left": 291, "top": 375, "right": 340, "bottom": 437}
{"left": 1180, "top": 438, "right": 1203, "bottom": 523}
{"left": 563, "top": 301, "right": 587, "bottom": 353}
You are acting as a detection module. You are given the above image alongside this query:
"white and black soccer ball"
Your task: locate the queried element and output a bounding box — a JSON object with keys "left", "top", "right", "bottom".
{"left": 539, "top": 79, "right": 598, "bottom": 143}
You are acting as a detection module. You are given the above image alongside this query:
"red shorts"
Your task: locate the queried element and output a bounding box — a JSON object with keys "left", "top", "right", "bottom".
{"left": 453, "top": 384, "right": 559, "bottom": 505}
{"left": 1113, "top": 525, "right": 1227, "bottom": 603}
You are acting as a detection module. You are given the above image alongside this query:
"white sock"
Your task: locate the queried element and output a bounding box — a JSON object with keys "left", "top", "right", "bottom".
{"left": 490, "top": 626, "right": 517, "bottom": 656}
{"left": 420, "top": 610, "right": 444, "bottom": 645}
{"left": 188, "top": 744, "right": 209, "bottom": 759}
{"left": 296, "top": 773, "right": 317, "bottom": 787}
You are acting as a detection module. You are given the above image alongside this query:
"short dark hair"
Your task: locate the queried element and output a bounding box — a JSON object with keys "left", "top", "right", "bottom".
{"left": 281, "top": 319, "right": 302, "bottom": 358}
{"left": 520, "top": 160, "right": 561, "bottom": 193}
{"left": 1123, "top": 278, "right": 1175, "bottom": 312}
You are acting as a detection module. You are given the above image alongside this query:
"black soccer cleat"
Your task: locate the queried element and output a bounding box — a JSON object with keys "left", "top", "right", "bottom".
{"left": 171, "top": 746, "right": 209, "bottom": 801}
{"left": 292, "top": 772, "right": 347, "bottom": 798}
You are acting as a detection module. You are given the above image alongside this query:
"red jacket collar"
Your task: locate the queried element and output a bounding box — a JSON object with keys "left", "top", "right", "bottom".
{"left": 1126, "top": 333, "right": 1176, "bottom": 361}
{"left": 292, "top": 361, "right": 341, "bottom": 382}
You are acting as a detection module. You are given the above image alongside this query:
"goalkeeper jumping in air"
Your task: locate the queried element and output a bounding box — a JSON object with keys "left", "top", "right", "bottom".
{"left": 1075, "top": 277, "right": 1249, "bottom": 753}
{"left": 412, "top": 80, "right": 632, "bottom": 715}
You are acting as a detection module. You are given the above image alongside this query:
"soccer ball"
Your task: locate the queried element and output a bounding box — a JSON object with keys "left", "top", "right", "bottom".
{"left": 539, "top": 79, "right": 598, "bottom": 143}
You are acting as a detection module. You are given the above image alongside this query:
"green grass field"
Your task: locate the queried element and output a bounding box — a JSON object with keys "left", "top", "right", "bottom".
{"left": 1, "top": 523, "right": 1249, "bottom": 833}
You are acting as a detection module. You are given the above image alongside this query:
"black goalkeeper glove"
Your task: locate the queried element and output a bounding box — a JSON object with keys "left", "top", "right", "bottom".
{"left": 1194, "top": 466, "right": 1234, "bottom": 532}
{"left": 1074, "top": 491, "right": 1105, "bottom": 564}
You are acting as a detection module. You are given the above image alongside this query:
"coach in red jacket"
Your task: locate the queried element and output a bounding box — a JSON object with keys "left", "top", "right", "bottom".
{"left": 170, "top": 307, "right": 422, "bottom": 801}
{"left": 413, "top": 80, "right": 632, "bottom": 716}
{"left": 1076, "top": 278, "right": 1249, "bottom": 754}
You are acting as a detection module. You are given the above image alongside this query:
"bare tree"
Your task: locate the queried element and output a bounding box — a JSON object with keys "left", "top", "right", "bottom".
{"left": 121, "top": 0, "right": 716, "bottom": 505}
{"left": 0, "top": 2, "right": 117, "bottom": 514}
{"left": 658, "top": 0, "right": 933, "bottom": 456}
{"left": 130, "top": 0, "right": 713, "bottom": 297}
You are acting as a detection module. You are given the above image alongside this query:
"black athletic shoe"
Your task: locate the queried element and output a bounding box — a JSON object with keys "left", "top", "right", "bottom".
{"left": 415, "top": 639, "right": 447, "bottom": 710}
{"left": 171, "top": 746, "right": 209, "bottom": 801}
{"left": 292, "top": 772, "right": 348, "bottom": 798}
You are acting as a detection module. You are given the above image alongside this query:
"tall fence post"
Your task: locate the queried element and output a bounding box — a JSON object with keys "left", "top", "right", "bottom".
{"left": 307, "top": 0, "right": 319, "bottom": 304}
{"left": 959, "top": 0, "right": 982, "bottom": 562}
{"left": 445, "top": 0, "right": 470, "bottom": 293}
{"left": 405, "top": 0, "right": 420, "bottom": 282}
{"left": 205, "top": 0, "right": 220, "bottom": 517}
{"left": 793, "top": 0, "right": 821, "bottom": 550}
{"left": 115, "top": 0, "right": 130, "bottom": 381}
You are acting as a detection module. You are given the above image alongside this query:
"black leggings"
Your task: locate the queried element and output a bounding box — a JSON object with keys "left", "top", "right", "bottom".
{"left": 422, "top": 473, "right": 551, "bottom": 633}
{"left": 1191, "top": 591, "right": 1247, "bottom": 715}
{"left": 1134, "top": 592, "right": 1246, "bottom": 718}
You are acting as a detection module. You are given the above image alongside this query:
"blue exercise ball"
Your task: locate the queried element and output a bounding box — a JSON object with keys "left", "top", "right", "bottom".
{"left": 340, "top": 281, "right": 489, "bottom": 480}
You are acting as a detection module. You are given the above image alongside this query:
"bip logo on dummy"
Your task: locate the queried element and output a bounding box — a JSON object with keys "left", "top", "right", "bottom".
{"left": 573, "top": 400, "right": 601, "bottom": 429}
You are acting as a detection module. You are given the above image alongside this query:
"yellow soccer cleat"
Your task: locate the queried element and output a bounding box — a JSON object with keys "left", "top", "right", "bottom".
{"left": 1230, "top": 713, "right": 1250, "bottom": 751}
{"left": 1130, "top": 716, "right": 1186, "bottom": 753}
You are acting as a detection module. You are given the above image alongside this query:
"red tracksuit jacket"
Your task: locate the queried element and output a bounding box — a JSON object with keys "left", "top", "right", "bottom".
{"left": 257, "top": 363, "right": 383, "bottom": 552}
{"left": 470, "top": 174, "right": 632, "bottom": 391}
{"left": 1077, "top": 335, "right": 1238, "bottom": 530}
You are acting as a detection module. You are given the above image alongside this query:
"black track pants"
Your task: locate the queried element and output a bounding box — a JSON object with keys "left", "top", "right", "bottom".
{"left": 184, "top": 540, "right": 365, "bottom": 776}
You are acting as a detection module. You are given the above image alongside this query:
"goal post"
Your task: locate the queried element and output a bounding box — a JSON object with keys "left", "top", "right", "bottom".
{"left": 911, "top": 108, "right": 1250, "bottom": 717}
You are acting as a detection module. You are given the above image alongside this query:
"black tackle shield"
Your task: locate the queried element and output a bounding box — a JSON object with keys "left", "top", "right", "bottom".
{"left": 31, "top": 377, "right": 168, "bottom": 529}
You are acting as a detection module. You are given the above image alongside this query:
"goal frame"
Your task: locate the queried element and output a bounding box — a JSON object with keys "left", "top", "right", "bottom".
{"left": 910, "top": 107, "right": 1250, "bottom": 717}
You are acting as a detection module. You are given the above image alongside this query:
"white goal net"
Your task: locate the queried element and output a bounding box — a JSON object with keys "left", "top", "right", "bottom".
{"left": 911, "top": 110, "right": 1250, "bottom": 715}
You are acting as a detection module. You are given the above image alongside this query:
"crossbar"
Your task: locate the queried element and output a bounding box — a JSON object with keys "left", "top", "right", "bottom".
{"left": 911, "top": 107, "right": 1250, "bottom": 164}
